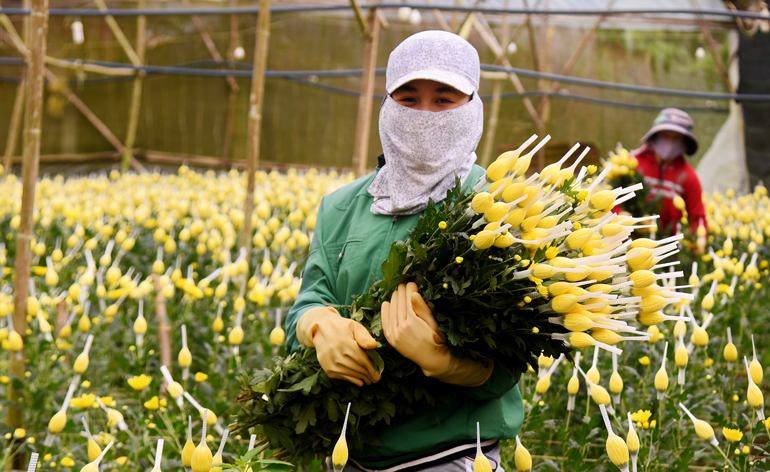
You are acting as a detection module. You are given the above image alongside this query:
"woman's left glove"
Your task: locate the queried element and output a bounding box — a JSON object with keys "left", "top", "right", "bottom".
{"left": 381, "top": 282, "right": 493, "bottom": 387}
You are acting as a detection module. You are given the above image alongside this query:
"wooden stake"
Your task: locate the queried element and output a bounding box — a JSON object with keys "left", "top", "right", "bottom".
{"left": 121, "top": 0, "right": 147, "bottom": 173}
{"left": 480, "top": 78, "right": 503, "bottom": 167}
{"left": 352, "top": 10, "right": 380, "bottom": 176}
{"left": 9, "top": 0, "right": 47, "bottom": 465}
{"left": 152, "top": 275, "right": 171, "bottom": 393}
{"left": 3, "top": 67, "right": 25, "bottom": 174}
{"left": 55, "top": 299, "right": 67, "bottom": 336}
{"left": 240, "top": 0, "right": 271, "bottom": 254}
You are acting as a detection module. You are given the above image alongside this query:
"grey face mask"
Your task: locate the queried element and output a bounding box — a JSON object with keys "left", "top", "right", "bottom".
{"left": 367, "top": 93, "right": 484, "bottom": 215}
{"left": 651, "top": 138, "right": 686, "bottom": 161}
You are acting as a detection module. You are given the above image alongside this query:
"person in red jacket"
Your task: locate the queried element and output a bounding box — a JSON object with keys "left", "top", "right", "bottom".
{"left": 632, "top": 108, "right": 707, "bottom": 250}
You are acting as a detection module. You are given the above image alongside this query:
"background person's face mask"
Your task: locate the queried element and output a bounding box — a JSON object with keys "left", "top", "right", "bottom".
{"left": 367, "top": 93, "right": 483, "bottom": 215}
{"left": 651, "top": 137, "right": 686, "bottom": 161}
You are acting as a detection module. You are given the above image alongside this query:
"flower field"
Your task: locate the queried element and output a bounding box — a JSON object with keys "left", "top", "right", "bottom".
{"left": 0, "top": 158, "right": 769, "bottom": 471}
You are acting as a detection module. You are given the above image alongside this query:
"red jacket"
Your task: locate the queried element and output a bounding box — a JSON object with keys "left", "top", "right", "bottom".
{"left": 632, "top": 144, "right": 707, "bottom": 236}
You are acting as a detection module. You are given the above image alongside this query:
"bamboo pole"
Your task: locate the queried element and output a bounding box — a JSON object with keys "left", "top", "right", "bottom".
{"left": 221, "top": 0, "right": 239, "bottom": 166}
{"left": 240, "top": 0, "right": 271, "bottom": 254}
{"left": 689, "top": 0, "right": 736, "bottom": 95}
{"left": 3, "top": 67, "right": 25, "bottom": 174}
{"left": 92, "top": 0, "right": 141, "bottom": 66}
{"left": 9, "top": 0, "right": 47, "bottom": 466}
{"left": 352, "top": 10, "right": 380, "bottom": 176}
{"left": 121, "top": 0, "right": 147, "bottom": 172}
{"left": 536, "top": 0, "right": 618, "bottom": 115}
{"left": 473, "top": 14, "right": 544, "bottom": 131}
{"left": 350, "top": 0, "right": 371, "bottom": 38}
{"left": 480, "top": 78, "right": 503, "bottom": 167}
{"left": 181, "top": 0, "right": 238, "bottom": 92}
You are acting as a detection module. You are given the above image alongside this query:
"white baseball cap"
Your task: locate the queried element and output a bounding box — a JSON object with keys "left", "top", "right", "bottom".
{"left": 385, "top": 30, "right": 480, "bottom": 96}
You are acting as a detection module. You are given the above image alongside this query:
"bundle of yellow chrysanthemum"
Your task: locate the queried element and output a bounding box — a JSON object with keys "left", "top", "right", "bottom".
{"left": 237, "top": 135, "right": 686, "bottom": 461}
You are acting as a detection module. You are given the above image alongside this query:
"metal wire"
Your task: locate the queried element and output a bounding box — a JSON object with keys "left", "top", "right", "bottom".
{"left": 0, "top": 3, "right": 765, "bottom": 20}
{"left": 0, "top": 56, "right": 765, "bottom": 101}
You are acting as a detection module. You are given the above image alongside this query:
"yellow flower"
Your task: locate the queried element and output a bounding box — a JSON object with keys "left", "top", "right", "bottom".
{"left": 438, "top": 221, "right": 447, "bottom": 229}
{"left": 455, "top": 257, "right": 464, "bottom": 264}
{"left": 743, "top": 445, "right": 750, "bottom": 454}
{"left": 0, "top": 376, "right": 9, "bottom": 384}
{"left": 723, "top": 428, "right": 743, "bottom": 442}
{"left": 545, "top": 246, "right": 559, "bottom": 259}
{"left": 630, "top": 410, "right": 652, "bottom": 424}
{"left": 638, "top": 356, "right": 650, "bottom": 366}
{"left": 195, "top": 372, "right": 209, "bottom": 383}
{"left": 159, "top": 398, "right": 168, "bottom": 407}
{"left": 98, "top": 396, "right": 116, "bottom": 407}
{"left": 144, "top": 396, "right": 160, "bottom": 411}
{"left": 586, "top": 165, "right": 597, "bottom": 175}
{"left": 60, "top": 457, "right": 75, "bottom": 467}
{"left": 12, "top": 428, "right": 25, "bottom": 439}
{"left": 81, "top": 380, "right": 91, "bottom": 388}
{"left": 71, "top": 393, "right": 96, "bottom": 409}
{"left": 704, "top": 358, "right": 714, "bottom": 367}
{"left": 115, "top": 457, "right": 128, "bottom": 466}
{"left": 127, "top": 374, "right": 152, "bottom": 391}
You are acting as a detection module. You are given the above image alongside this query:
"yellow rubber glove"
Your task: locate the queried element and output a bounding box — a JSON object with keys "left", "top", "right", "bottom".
{"left": 296, "top": 306, "right": 380, "bottom": 387}
{"left": 381, "top": 282, "right": 494, "bottom": 387}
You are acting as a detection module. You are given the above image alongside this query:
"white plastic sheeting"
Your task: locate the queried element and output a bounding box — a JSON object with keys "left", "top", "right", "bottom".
{"left": 695, "top": 31, "right": 750, "bottom": 194}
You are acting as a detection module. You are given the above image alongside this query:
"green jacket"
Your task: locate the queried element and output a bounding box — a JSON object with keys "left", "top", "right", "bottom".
{"left": 285, "top": 164, "right": 524, "bottom": 469}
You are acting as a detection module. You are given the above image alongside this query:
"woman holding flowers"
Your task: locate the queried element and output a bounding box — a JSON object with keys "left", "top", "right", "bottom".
{"left": 285, "top": 31, "right": 522, "bottom": 471}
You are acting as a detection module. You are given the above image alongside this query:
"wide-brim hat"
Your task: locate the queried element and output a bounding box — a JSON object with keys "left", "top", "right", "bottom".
{"left": 641, "top": 108, "right": 699, "bottom": 155}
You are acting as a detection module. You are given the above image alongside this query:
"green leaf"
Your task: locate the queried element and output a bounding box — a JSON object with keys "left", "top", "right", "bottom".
{"left": 242, "top": 447, "right": 261, "bottom": 463}
{"left": 264, "top": 424, "right": 296, "bottom": 454}
{"left": 294, "top": 403, "right": 318, "bottom": 434}
{"left": 366, "top": 349, "right": 385, "bottom": 375}
{"left": 277, "top": 371, "right": 319, "bottom": 395}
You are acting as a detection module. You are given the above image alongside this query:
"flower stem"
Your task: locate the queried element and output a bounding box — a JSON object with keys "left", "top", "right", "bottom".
{"left": 714, "top": 444, "right": 738, "bottom": 471}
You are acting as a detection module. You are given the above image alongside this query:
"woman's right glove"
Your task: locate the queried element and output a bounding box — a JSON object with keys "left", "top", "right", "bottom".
{"left": 296, "top": 306, "right": 381, "bottom": 387}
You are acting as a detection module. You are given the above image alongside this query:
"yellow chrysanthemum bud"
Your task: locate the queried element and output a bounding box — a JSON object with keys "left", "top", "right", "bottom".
{"left": 691, "top": 326, "right": 709, "bottom": 347}
{"left": 178, "top": 347, "right": 192, "bottom": 368}
{"left": 134, "top": 317, "right": 147, "bottom": 335}
{"left": 332, "top": 434, "right": 348, "bottom": 471}
{"left": 590, "top": 384, "right": 611, "bottom": 406}
{"left": 630, "top": 270, "right": 656, "bottom": 289}
{"left": 48, "top": 410, "right": 67, "bottom": 433}
{"left": 655, "top": 366, "right": 669, "bottom": 392}
{"left": 724, "top": 342, "right": 738, "bottom": 363}
{"left": 609, "top": 371, "right": 623, "bottom": 394}
{"left": 590, "top": 190, "right": 616, "bottom": 211}
{"left": 229, "top": 326, "right": 244, "bottom": 345}
{"left": 514, "top": 437, "right": 532, "bottom": 472}
{"left": 473, "top": 230, "right": 496, "bottom": 250}
{"left": 675, "top": 344, "right": 689, "bottom": 368}
{"left": 606, "top": 436, "right": 629, "bottom": 468}
{"left": 270, "top": 327, "right": 285, "bottom": 345}
{"left": 568, "top": 375, "right": 580, "bottom": 395}
{"left": 88, "top": 439, "right": 102, "bottom": 462}
{"left": 471, "top": 193, "right": 494, "bottom": 214}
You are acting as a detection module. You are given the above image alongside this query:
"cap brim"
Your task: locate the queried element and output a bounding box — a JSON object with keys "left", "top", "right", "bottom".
{"left": 386, "top": 69, "right": 476, "bottom": 95}
{"left": 641, "top": 123, "right": 699, "bottom": 155}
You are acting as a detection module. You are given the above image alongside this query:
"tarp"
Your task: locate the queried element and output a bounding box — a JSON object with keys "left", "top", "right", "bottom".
{"left": 696, "top": 30, "right": 750, "bottom": 194}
